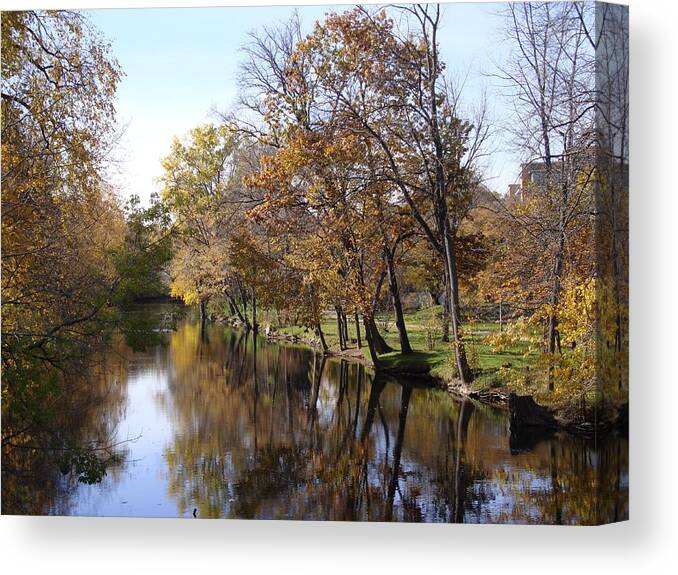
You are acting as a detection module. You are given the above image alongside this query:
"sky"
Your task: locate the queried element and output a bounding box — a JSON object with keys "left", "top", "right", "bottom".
{"left": 87, "top": 3, "right": 518, "bottom": 205}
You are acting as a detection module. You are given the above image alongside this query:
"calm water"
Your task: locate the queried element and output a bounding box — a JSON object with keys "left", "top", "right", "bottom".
{"left": 43, "top": 307, "right": 628, "bottom": 523}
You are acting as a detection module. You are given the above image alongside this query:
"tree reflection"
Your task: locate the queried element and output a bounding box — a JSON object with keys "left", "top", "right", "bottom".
{"left": 51, "top": 314, "right": 623, "bottom": 524}
{"left": 4, "top": 311, "right": 626, "bottom": 522}
{"left": 2, "top": 338, "right": 131, "bottom": 515}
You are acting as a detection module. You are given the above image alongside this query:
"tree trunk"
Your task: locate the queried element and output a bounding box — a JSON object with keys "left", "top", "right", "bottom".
{"left": 354, "top": 311, "right": 362, "bottom": 350}
{"left": 316, "top": 321, "right": 329, "bottom": 352}
{"left": 341, "top": 310, "right": 349, "bottom": 347}
{"left": 442, "top": 223, "right": 473, "bottom": 384}
{"left": 362, "top": 314, "right": 382, "bottom": 369}
{"left": 384, "top": 246, "right": 412, "bottom": 354}
{"left": 309, "top": 285, "right": 327, "bottom": 351}
{"left": 335, "top": 306, "right": 345, "bottom": 350}
{"left": 241, "top": 287, "right": 249, "bottom": 327}
{"left": 225, "top": 291, "right": 250, "bottom": 330}
{"left": 508, "top": 393, "right": 557, "bottom": 429}
{"left": 199, "top": 299, "right": 207, "bottom": 322}
{"left": 548, "top": 237, "right": 565, "bottom": 356}
{"left": 422, "top": 7, "right": 472, "bottom": 384}
{"left": 366, "top": 315, "right": 392, "bottom": 355}
{"left": 441, "top": 287, "right": 450, "bottom": 342}
{"left": 547, "top": 210, "right": 566, "bottom": 391}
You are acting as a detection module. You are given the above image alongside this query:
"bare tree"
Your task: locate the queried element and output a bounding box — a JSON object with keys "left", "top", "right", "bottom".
{"left": 498, "top": 2, "right": 596, "bottom": 389}
{"left": 235, "top": 11, "right": 318, "bottom": 145}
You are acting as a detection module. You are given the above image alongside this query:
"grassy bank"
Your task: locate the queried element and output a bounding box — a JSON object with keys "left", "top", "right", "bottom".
{"left": 272, "top": 305, "right": 537, "bottom": 392}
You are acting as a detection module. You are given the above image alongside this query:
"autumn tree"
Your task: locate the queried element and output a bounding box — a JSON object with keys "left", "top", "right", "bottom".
{"left": 237, "top": 13, "right": 409, "bottom": 360}
{"left": 245, "top": 128, "right": 394, "bottom": 365}
{"left": 288, "top": 6, "right": 490, "bottom": 382}
{"left": 161, "top": 124, "right": 245, "bottom": 321}
{"left": 1, "top": 10, "right": 131, "bottom": 498}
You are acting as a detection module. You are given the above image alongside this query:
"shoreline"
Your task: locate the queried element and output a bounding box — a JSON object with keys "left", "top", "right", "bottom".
{"left": 216, "top": 315, "right": 628, "bottom": 438}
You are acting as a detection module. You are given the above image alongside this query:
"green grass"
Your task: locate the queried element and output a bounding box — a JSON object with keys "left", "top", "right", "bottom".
{"left": 266, "top": 305, "right": 538, "bottom": 388}
{"left": 380, "top": 350, "right": 448, "bottom": 373}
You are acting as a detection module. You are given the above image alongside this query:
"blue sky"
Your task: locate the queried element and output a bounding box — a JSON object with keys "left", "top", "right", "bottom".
{"left": 87, "top": 3, "right": 517, "bottom": 205}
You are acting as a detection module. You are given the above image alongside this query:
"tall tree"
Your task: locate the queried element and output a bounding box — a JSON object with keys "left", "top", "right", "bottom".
{"left": 161, "top": 124, "right": 253, "bottom": 325}
{"left": 499, "top": 2, "right": 596, "bottom": 389}
{"left": 294, "top": 6, "right": 489, "bottom": 382}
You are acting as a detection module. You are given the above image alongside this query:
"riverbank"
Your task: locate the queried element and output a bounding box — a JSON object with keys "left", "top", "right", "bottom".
{"left": 213, "top": 306, "right": 627, "bottom": 436}
{"left": 379, "top": 351, "right": 627, "bottom": 437}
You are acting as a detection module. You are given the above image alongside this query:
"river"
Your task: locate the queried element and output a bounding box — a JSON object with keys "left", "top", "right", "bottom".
{"left": 38, "top": 305, "right": 628, "bottom": 523}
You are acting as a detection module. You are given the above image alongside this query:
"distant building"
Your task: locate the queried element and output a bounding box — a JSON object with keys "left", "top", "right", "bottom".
{"left": 506, "top": 161, "right": 562, "bottom": 204}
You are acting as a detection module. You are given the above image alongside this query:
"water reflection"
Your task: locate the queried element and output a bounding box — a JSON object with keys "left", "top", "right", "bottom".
{"left": 44, "top": 309, "right": 628, "bottom": 523}
{"left": 2, "top": 346, "right": 130, "bottom": 515}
